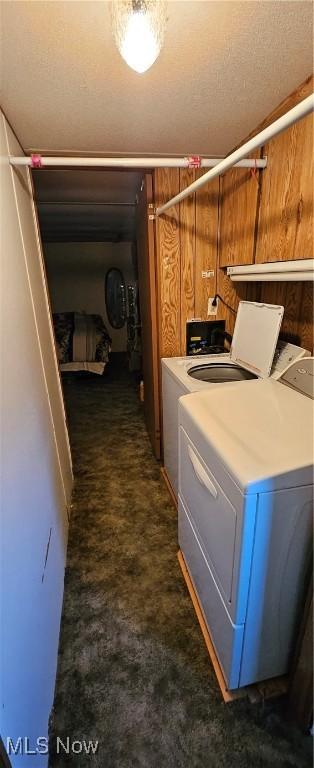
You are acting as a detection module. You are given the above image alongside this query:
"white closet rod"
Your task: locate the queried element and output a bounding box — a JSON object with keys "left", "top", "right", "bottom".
{"left": 9, "top": 156, "right": 267, "bottom": 170}
{"left": 155, "top": 93, "right": 314, "bottom": 216}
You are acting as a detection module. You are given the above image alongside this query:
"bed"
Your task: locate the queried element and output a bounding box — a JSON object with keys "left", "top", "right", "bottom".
{"left": 53, "top": 312, "right": 111, "bottom": 375}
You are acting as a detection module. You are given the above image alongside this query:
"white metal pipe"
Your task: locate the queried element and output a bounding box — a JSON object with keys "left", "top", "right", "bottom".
{"left": 9, "top": 155, "right": 267, "bottom": 169}
{"left": 155, "top": 93, "right": 314, "bottom": 216}
{"left": 230, "top": 272, "right": 312, "bottom": 282}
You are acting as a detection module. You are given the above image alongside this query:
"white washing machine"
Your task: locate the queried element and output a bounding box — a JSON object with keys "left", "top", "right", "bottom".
{"left": 178, "top": 358, "right": 314, "bottom": 689}
{"left": 162, "top": 301, "right": 309, "bottom": 497}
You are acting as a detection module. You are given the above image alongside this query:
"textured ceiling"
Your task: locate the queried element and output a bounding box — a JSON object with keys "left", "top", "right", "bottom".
{"left": 3, "top": 1, "right": 313, "bottom": 243}
{"left": 33, "top": 170, "right": 142, "bottom": 241}
{"left": 1, "top": 1, "right": 313, "bottom": 157}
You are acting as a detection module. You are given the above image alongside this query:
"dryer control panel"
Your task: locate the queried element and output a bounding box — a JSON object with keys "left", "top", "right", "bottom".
{"left": 271, "top": 341, "right": 310, "bottom": 379}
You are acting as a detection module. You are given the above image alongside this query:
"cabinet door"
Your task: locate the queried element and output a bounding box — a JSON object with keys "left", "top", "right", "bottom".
{"left": 219, "top": 153, "right": 261, "bottom": 267}
{"left": 255, "top": 112, "right": 313, "bottom": 263}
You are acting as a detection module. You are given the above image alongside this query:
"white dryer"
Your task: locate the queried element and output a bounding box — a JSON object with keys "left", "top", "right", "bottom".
{"left": 162, "top": 301, "right": 309, "bottom": 496}
{"left": 178, "top": 358, "right": 314, "bottom": 689}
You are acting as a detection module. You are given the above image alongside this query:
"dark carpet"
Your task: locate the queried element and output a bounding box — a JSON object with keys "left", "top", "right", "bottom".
{"left": 49, "top": 357, "right": 311, "bottom": 768}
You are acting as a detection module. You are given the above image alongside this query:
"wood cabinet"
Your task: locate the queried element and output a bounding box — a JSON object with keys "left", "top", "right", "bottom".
{"left": 255, "top": 112, "right": 313, "bottom": 263}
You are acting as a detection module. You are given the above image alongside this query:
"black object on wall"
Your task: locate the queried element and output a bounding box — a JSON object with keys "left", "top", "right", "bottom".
{"left": 186, "top": 319, "right": 226, "bottom": 356}
{"left": 105, "top": 268, "right": 127, "bottom": 329}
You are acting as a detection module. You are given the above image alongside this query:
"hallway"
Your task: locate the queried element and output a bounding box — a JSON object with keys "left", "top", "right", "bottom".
{"left": 49, "top": 362, "right": 310, "bottom": 768}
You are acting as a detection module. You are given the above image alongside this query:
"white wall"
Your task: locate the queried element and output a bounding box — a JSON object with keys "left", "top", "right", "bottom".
{"left": 44, "top": 242, "right": 136, "bottom": 352}
{"left": 0, "top": 112, "right": 73, "bottom": 767}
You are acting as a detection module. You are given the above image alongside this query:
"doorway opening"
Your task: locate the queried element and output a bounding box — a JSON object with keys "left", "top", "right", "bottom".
{"left": 33, "top": 167, "right": 142, "bottom": 374}
{"left": 32, "top": 168, "right": 148, "bottom": 448}
{"left": 33, "top": 166, "right": 160, "bottom": 459}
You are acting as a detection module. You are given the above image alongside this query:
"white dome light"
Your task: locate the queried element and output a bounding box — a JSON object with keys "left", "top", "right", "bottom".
{"left": 112, "top": 1, "right": 167, "bottom": 74}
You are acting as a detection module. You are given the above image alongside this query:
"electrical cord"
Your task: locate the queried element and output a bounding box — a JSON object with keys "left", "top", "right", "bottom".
{"left": 212, "top": 294, "right": 237, "bottom": 315}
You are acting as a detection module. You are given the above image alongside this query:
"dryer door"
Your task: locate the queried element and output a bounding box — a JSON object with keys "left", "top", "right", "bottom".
{"left": 179, "top": 427, "right": 257, "bottom": 625}
{"left": 179, "top": 427, "right": 237, "bottom": 603}
{"left": 179, "top": 497, "right": 244, "bottom": 690}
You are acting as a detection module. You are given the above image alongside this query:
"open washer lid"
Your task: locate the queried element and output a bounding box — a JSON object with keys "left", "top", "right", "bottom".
{"left": 230, "top": 301, "right": 284, "bottom": 378}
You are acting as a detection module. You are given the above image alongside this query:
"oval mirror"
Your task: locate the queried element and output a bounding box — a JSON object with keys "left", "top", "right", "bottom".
{"left": 105, "top": 268, "right": 127, "bottom": 329}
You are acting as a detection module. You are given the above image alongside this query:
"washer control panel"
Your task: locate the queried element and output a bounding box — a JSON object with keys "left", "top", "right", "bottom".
{"left": 271, "top": 341, "right": 310, "bottom": 378}
{"left": 279, "top": 357, "right": 314, "bottom": 399}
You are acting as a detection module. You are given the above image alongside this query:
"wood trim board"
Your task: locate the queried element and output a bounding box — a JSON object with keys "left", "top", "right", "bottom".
{"left": 160, "top": 466, "right": 177, "bottom": 510}
{"left": 136, "top": 174, "right": 161, "bottom": 458}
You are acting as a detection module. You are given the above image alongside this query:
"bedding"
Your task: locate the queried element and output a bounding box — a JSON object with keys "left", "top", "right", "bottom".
{"left": 53, "top": 312, "right": 111, "bottom": 374}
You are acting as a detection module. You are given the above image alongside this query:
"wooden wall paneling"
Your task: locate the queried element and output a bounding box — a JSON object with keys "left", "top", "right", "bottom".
{"left": 194, "top": 171, "right": 219, "bottom": 320}
{"left": 280, "top": 282, "right": 303, "bottom": 343}
{"left": 179, "top": 168, "right": 195, "bottom": 354}
{"left": 258, "top": 280, "right": 312, "bottom": 348}
{"left": 245, "top": 282, "right": 261, "bottom": 303}
{"left": 259, "top": 282, "right": 289, "bottom": 342}
{"left": 258, "top": 280, "right": 313, "bottom": 351}
{"left": 155, "top": 168, "right": 181, "bottom": 357}
{"left": 153, "top": 79, "right": 313, "bottom": 362}
{"left": 216, "top": 267, "right": 248, "bottom": 336}
{"left": 259, "top": 281, "right": 287, "bottom": 307}
{"left": 219, "top": 151, "right": 262, "bottom": 267}
{"left": 298, "top": 282, "right": 314, "bottom": 352}
{"left": 255, "top": 112, "right": 313, "bottom": 263}
{"left": 216, "top": 77, "right": 313, "bottom": 346}
{"left": 218, "top": 279, "right": 313, "bottom": 350}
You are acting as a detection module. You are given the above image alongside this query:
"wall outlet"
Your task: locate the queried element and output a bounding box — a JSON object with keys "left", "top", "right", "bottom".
{"left": 208, "top": 297, "right": 218, "bottom": 316}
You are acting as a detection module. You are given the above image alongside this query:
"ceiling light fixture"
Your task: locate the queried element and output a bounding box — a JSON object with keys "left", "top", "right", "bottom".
{"left": 111, "top": 0, "right": 167, "bottom": 74}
